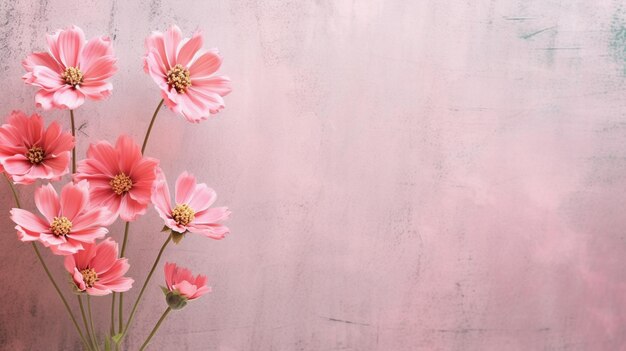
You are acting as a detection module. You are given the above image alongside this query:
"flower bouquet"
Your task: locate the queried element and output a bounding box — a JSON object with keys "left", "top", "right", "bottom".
{"left": 2, "top": 24, "right": 231, "bottom": 350}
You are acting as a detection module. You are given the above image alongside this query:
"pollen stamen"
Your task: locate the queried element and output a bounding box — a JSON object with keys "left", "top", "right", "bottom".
{"left": 26, "top": 145, "right": 45, "bottom": 164}
{"left": 62, "top": 66, "right": 84, "bottom": 86}
{"left": 80, "top": 268, "right": 98, "bottom": 288}
{"left": 172, "top": 204, "right": 195, "bottom": 226}
{"left": 110, "top": 173, "right": 133, "bottom": 195}
{"left": 50, "top": 216, "right": 72, "bottom": 236}
{"left": 166, "top": 64, "right": 192, "bottom": 93}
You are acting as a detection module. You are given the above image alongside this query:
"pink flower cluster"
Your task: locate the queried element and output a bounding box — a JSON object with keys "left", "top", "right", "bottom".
{"left": 1, "top": 24, "right": 233, "bottom": 348}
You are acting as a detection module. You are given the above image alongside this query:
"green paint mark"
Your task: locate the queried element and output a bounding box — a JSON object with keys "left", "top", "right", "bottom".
{"left": 503, "top": 16, "right": 535, "bottom": 21}
{"left": 520, "top": 26, "right": 557, "bottom": 40}
{"left": 534, "top": 47, "right": 580, "bottom": 51}
{"left": 610, "top": 7, "right": 626, "bottom": 74}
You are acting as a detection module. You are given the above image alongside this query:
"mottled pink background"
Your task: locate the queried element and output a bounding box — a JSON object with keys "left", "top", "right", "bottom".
{"left": 1, "top": 0, "right": 626, "bottom": 350}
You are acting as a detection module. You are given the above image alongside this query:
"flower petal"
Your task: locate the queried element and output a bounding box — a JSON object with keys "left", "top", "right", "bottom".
{"left": 189, "top": 50, "right": 222, "bottom": 78}
{"left": 79, "top": 35, "right": 114, "bottom": 73}
{"left": 187, "top": 184, "right": 217, "bottom": 212}
{"left": 57, "top": 25, "right": 85, "bottom": 68}
{"left": 192, "top": 75, "right": 232, "bottom": 96}
{"left": 91, "top": 238, "right": 118, "bottom": 273}
{"left": 10, "top": 208, "right": 49, "bottom": 237}
{"left": 34, "top": 183, "right": 61, "bottom": 222}
{"left": 164, "top": 25, "right": 183, "bottom": 68}
{"left": 22, "top": 51, "right": 61, "bottom": 73}
{"left": 176, "top": 31, "right": 203, "bottom": 67}
{"left": 52, "top": 86, "right": 85, "bottom": 110}
{"left": 115, "top": 135, "right": 141, "bottom": 175}
{"left": 174, "top": 171, "right": 197, "bottom": 205}
{"left": 60, "top": 180, "right": 89, "bottom": 221}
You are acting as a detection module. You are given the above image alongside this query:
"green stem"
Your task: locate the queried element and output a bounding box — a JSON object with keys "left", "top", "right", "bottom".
{"left": 141, "top": 99, "right": 164, "bottom": 154}
{"left": 117, "top": 221, "right": 131, "bottom": 334}
{"left": 78, "top": 295, "right": 96, "bottom": 351}
{"left": 110, "top": 292, "right": 116, "bottom": 336}
{"left": 119, "top": 222, "right": 131, "bottom": 260}
{"left": 4, "top": 174, "right": 90, "bottom": 350}
{"left": 4, "top": 173, "right": 20, "bottom": 207}
{"left": 70, "top": 109, "right": 76, "bottom": 174}
{"left": 87, "top": 296, "right": 100, "bottom": 351}
{"left": 138, "top": 307, "right": 171, "bottom": 351}
{"left": 117, "top": 234, "right": 172, "bottom": 344}
{"left": 36, "top": 244, "right": 92, "bottom": 351}
{"left": 112, "top": 99, "right": 165, "bottom": 345}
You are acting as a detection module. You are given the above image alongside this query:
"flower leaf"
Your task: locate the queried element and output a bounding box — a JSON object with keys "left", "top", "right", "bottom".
{"left": 171, "top": 231, "right": 185, "bottom": 244}
{"left": 112, "top": 333, "right": 123, "bottom": 344}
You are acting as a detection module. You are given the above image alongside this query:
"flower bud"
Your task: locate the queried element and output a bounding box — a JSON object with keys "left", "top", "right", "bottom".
{"left": 165, "top": 291, "right": 188, "bottom": 310}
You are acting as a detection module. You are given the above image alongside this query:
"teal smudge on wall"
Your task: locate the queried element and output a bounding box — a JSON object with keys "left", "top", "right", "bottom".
{"left": 609, "top": 8, "right": 626, "bottom": 74}
{"left": 520, "top": 26, "right": 557, "bottom": 40}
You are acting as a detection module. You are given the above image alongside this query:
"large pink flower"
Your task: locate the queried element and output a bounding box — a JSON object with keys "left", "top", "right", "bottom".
{"left": 10, "top": 180, "right": 111, "bottom": 255}
{"left": 22, "top": 25, "right": 117, "bottom": 110}
{"left": 65, "top": 238, "right": 133, "bottom": 296}
{"left": 152, "top": 171, "right": 230, "bottom": 240}
{"left": 143, "top": 25, "right": 231, "bottom": 123}
{"left": 164, "top": 262, "right": 210, "bottom": 301}
{"left": 0, "top": 111, "right": 74, "bottom": 184}
{"left": 74, "top": 135, "right": 159, "bottom": 222}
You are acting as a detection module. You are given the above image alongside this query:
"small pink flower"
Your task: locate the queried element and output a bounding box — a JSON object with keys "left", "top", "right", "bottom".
{"left": 22, "top": 25, "right": 117, "bottom": 110}
{"left": 0, "top": 111, "right": 74, "bottom": 184}
{"left": 10, "top": 180, "right": 111, "bottom": 255}
{"left": 65, "top": 238, "right": 133, "bottom": 296}
{"left": 152, "top": 171, "right": 230, "bottom": 239}
{"left": 164, "top": 262, "right": 210, "bottom": 301}
{"left": 143, "top": 25, "right": 231, "bottom": 123}
{"left": 74, "top": 135, "right": 159, "bottom": 222}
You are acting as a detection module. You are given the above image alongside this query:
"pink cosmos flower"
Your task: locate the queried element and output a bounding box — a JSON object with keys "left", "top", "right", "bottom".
{"left": 143, "top": 25, "right": 231, "bottom": 123}
{"left": 152, "top": 171, "right": 230, "bottom": 239}
{"left": 65, "top": 238, "right": 133, "bottom": 296}
{"left": 0, "top": 111, "right": 74, "bottom": 184}
{"left": 10, "top": 180, "right": 111, "bottom": 255}
{"left": 74, "top": 135, "right": 159, "bottom": 222}
{"left": 22, "top": 25, "right": 117, "bottom": 110}
{"left": 164, "top": 262, "right": 210, "bottom": 301}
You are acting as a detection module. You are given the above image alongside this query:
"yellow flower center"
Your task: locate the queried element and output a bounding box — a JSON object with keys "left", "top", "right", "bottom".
{"left": 50, "top": 216, "right": 72, "bottom": 236}
{"left": 80, "top": 268, "right": 98, "bottom": 288}
{"left": 172, "top": 204, "right": 195, "bottom": 226}
{"left": 110, "top": 173, "right": 133, "bottom": 195}
{"left": 62, "top": 66, "right": 84, "bottom": 86}
{"left": 26, "top": 145, "right": 45, "bottom": 164}
{"left": 166, "top": 64, "right": 192, "bottom": 93}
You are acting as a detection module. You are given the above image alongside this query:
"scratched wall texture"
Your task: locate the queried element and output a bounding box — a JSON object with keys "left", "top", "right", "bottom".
{"left": 1, "top": 0, "right": 626, "bottom": 350}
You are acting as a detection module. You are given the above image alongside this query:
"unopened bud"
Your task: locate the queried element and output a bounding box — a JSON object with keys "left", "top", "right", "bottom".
{"left": 166, "top": 291, "right": 188, "bottom": 310}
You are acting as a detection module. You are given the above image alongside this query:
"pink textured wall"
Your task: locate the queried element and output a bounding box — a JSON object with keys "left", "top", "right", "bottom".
{"left": 1, "top": 0, "right": 626, "bottom": 350}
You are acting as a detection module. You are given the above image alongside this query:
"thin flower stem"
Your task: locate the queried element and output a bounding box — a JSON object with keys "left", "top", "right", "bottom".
{"left": 87, "top": 296, "right": 100, "bottom": 351}
{"left": 141, "top": 99, "right": 164, "bottom": 154}
{"left": 36, "top": 244, "right": 92, "bottom": 351}
{"left": 110, "top": 292, "right": 116, "bottom": 336}
{"left": 112, "top": 99, "right": 165, "bottom": 344}
{"left": 138, "top": 307, "right": 171, "bottom": 351}
{"left": 70, "top": 109, "right": 76, "bottom": 174}
{"left": 78, "top": 295, "right": 96, "bottom": 351}
{"left": 3, "top": 173, "right": 20, "bottom": 208}
{"left": 117, "top": 234, "right": 172, "bottom": 345}
{"left": 117, "top": 221, "right": 131, "bottom": 334}
{"left": 112, "top": 99, "right": 164, "bottom": 340}
{"left": 119, "top": 222, "right": 131, "bottom": 257}
{"left": 3, "top": 173, "right": 90, "bottom": 350}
